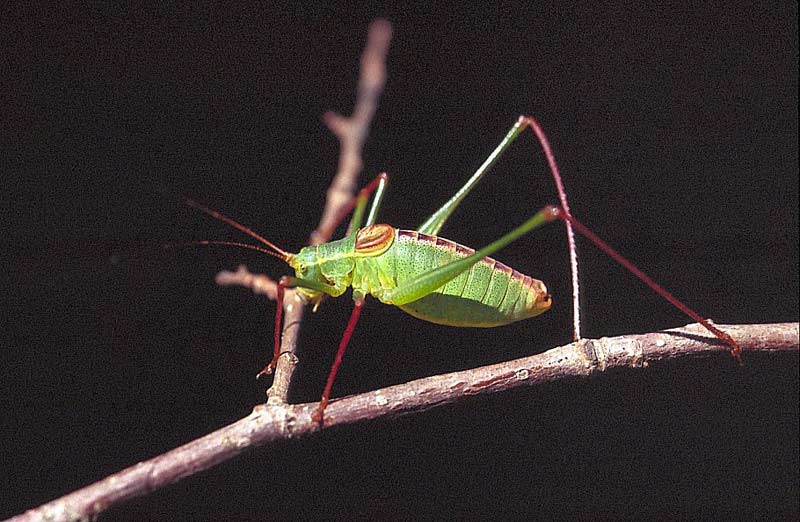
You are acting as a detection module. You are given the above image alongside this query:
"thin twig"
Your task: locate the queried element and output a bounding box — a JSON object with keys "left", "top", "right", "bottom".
{"left": 215, "top": 265, "right": 279, "bottom": 299}
{"left": 214, "top": 19, "right": 392, "bottom": 404}
{"left": 312, "top": 18, "right": 391, "bottom": 245}
{"left": 9, "top": 322, "right": 798, "bottom": 522}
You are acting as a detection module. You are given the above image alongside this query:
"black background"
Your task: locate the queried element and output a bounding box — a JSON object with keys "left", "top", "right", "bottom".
{"left": 4, "top": 3, "right": 798, "bottom": 520}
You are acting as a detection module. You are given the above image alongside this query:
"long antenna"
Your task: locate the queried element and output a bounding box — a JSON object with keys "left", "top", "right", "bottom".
{"left": 165, "top": 240, "right": 288, "bottom": 263}
{"left": 183, "top": 197, "right": 290, "bottom": 259}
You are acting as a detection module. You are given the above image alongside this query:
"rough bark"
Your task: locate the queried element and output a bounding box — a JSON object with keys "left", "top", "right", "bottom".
{"left": 9, "top": 322, "right": 798, "bottom": 522}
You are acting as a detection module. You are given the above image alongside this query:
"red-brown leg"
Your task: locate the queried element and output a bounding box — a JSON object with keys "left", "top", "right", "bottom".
{"left": 312, "top": 296, "right": 366, "bottom": 423}
{"left": 256, "top": 276, "right": 289, "bottom": 379}
{"left": 518, "top": 116, "right": 581, "bottom": 341}
{"left": 551, "top": 207, "right": 744, "bottom": 365}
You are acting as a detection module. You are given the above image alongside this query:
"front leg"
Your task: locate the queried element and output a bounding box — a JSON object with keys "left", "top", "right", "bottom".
{"left": 257, "top": 276, "right": 346, "bottom": 379}
{"left": 312, "top": 293, "right": 366, "bottom": 424}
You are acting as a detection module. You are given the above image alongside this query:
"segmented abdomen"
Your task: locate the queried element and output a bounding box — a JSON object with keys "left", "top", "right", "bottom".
{"left": 388, "top": 230, "right": 551, "bottom": 327}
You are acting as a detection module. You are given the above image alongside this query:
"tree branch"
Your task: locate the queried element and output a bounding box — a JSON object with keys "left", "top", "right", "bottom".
{"left": 9, "top": 322, "right": 798, "bottom": 521}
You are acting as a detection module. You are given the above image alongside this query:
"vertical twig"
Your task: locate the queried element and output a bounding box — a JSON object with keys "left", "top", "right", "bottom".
{"left": 311, "top": 18, "right": 392, "bottom": 245}
{"left": 215, "top": 19, "right": 391, "bottom": 404}
{"left": 266, "top": 19, "right": 392, "bottom": 404}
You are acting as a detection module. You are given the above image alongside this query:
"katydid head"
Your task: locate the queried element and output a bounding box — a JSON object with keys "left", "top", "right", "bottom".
{"left": 287, "top": 247, "right": 327, "bottom": 310}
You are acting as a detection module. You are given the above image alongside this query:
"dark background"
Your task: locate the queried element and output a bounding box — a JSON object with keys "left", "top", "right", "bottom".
{"left": 4, "top": 3, "right": 798, "bottom": 520}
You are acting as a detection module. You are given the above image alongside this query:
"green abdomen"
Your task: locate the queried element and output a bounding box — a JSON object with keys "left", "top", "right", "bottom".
{"left": 385, "top": 230, "right": 551, "bottom": 327}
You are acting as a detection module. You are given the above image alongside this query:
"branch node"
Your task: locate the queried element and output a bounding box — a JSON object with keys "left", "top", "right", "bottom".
{"left": 579, "top": 339, "right": 602, "bottom": 370}
{"left": 323, "top": 111, "right": 350, "bottom": 138}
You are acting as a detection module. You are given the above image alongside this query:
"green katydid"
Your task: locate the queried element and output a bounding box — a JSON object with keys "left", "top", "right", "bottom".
{"left": 185, "top": 115, "right": 743, "bottom": 423}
